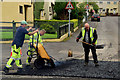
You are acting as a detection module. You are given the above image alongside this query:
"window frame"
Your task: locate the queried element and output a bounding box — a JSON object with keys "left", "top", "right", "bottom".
{"left": 99, "top": 1, "right": 103, "bottom": 4}
{"left": 114, "top": 1, "right": 117, "bottom": 4}
{"left": 19, "top": 5, "right": 23, "bottom": 14}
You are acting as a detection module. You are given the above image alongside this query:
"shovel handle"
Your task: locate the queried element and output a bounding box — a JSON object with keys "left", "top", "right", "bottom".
{"left": 79, "top": 40, "right": 93, "bottom": 46}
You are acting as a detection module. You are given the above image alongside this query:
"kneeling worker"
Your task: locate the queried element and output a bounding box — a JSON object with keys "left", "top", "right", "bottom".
{"left": 26, "top": 29, "right": 46, "bottom": 66}
{"left": 76, "top": 23, "right": 99, "bottom": 67}
{"left": 3, "top": 20, "right": 39, "bottom": 74}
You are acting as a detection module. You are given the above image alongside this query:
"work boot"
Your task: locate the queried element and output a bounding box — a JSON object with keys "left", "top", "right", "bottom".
{"left": 84, "top": 62, "right": 88, "bottom": 66}
{"left": 17, "top": 68, "right": 23, "bottom": 74}
{"left": 94, "top": 63, "right": 99, "bottom": 67}
{"left": 2, "top": 67, "right": 9, "bottom": 74}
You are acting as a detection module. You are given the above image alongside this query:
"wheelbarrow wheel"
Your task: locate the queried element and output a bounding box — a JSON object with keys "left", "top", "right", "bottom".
{"left": 34, "top": 58, "right": 45, "bottom": 69}
{"left": 49, "top": 59, "right": 55, "bottom": 68}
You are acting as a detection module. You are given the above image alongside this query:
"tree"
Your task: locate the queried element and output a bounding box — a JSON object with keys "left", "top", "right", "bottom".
{"left": 88, "top": 2, "right": 99, "bottom": 13}
{"left": 77, "top": 2, "right": 99, "bottom": 22}
{"left": 54, "top": 1, "right": 78, "bottom": 20}
{"left": 78, "top": 2, "right": 86, "bottom": 23}
{"left": 71, "top": 2, "right": 79, "bottom": 19}
{"left": 34, "top": 2, "right": 44, "bottom": 19}
{"left": 54, "top": 2, "right": 68, "bottom": 20}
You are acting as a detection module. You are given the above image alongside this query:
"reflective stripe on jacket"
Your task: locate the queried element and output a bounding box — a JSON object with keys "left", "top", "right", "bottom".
{"left": 29, "top": 33, "right": 43, "bottom": 45}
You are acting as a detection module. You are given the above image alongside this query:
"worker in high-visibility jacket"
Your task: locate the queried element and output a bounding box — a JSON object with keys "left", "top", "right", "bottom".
{"left": 26, "top": 29, "right": 46, "bottom": 66}
{"left": 76, "top": 23, "right": 99, "bottom": 67}
{"left": 3, "top": 20, "right": 39, "bottom": 74}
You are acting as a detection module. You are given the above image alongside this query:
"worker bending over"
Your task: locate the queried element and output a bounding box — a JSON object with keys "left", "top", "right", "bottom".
{"left": 3, "top": 20, "right": 39, "bottom": 74}
{"left": 26, "top": 29, "right": 46, "bottom": 66}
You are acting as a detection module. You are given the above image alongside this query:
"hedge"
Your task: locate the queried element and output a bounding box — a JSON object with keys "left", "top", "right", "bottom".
{"left": 35, "top": 19, "right": 78, "bottom": 29}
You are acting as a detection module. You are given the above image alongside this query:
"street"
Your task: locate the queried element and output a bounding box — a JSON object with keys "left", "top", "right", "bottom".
{"left": 1, "top": 16, "right": 120, "bottom": 79}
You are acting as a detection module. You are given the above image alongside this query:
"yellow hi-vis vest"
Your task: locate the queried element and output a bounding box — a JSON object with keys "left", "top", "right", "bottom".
{"left": 29, "top": 33, "right": 43, "bottom": 45}
{"left": 82, "top": 27, "right": 97, "bottom": 44}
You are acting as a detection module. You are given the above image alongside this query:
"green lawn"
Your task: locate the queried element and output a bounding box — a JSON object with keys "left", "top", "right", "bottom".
{"left": 0, "top": 32, "right": 57, "bottom": 40}
{"left": 0, "top": 29, "right": 13, "bottom": 32}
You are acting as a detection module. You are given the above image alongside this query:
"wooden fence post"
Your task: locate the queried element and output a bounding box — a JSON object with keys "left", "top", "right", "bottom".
{"left": 12, "top": 20, "right": 16, "bottom": 39}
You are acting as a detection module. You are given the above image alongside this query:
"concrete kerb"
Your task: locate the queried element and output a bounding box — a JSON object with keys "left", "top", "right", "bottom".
{"left": 0, "top": 32, "right": 71, "bottom": 44}
{"left": 1, "top": 75, "right": 110, "bottom": 80}
{"left": 0, "top": 27, "right": 79, "bottom": 43}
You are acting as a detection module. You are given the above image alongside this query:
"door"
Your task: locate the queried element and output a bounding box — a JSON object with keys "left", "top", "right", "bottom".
{"left": 24, "top": 5, "right": 28, "bottom": 21}
{"left": 106, "top": 8, "right": 109, "bottom": 16}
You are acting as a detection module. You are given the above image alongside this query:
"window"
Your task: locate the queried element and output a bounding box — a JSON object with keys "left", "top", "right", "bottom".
{"left": 113, "top": 8, "right": 117, "bottom": 11}
{"left": 19, "top": 6, "right": 23, "bottom": 14}
{"left": 100, "top": 8, "right": 102, "bottom": 12}
{"left": 107, "top": 2, "right": 110, "bottom": 4}
{"left": 41, "top": 11, "right": 44, "bottom": 17}
{"left": 99, "top": 1, "right": 103, "bottom": 4}
{"left": 114, "top": 1, "right": 117, "bottom": 4}
{"left": 49, "top": 7, "right": 52, "bottom": 12}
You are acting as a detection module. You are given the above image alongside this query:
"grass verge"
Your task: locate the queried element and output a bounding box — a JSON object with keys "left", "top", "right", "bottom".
{"left": 0, "top": 32, "right": 57, "bottom": 40}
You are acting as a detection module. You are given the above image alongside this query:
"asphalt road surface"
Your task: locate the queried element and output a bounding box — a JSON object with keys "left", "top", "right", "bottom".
{"left": 1, "top": 16, "right": 120, "bottom": 80}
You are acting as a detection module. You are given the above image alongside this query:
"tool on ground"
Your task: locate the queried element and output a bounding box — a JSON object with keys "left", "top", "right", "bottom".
{"left": 79, "top": 40, "right": 105, "bottom": 49}
{"left": 68, "top": 49, "right": 73, "bottom": 57}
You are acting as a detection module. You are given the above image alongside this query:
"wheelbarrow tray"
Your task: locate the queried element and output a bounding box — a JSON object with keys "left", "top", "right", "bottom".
{"left": 33, "top": 43, "right": 55, "bottom": 69}
{"left": 33, "top": 43, "right": 51, "bottom": 60}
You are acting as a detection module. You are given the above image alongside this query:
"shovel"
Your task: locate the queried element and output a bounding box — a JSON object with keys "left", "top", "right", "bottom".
{"left": 79, "top": 40, "right": 105, "bottom": 49}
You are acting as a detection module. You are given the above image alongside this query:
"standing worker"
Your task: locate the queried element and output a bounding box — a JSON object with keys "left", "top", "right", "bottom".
{"left": 26, "top": 29, "right": 46, "bottom": 66}
{"left": 76, "top": 23, "right": 99, "bottom": 67}
{"left": 3, "top": 20, "right": 39, "bottom": 74}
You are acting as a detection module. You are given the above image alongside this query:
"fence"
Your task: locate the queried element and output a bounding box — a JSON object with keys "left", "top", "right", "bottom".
{"left": 0, "top": 20, "right": 75, "bottom": 41}
{"left": 57, "top": 23, "right": 74, "bottom": 38}
{"left": 0, "top": 21, "right": 33, "bottom": 41}
{"left": 35, "top": 20, "right": 75, "bottom": 38}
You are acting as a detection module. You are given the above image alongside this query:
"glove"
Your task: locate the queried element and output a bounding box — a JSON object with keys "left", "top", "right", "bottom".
{"left": 76, "top": 38, "right": 79, "bottom": 42}
{"left": 92, "top": 43, "right": 95, "bottom": 46}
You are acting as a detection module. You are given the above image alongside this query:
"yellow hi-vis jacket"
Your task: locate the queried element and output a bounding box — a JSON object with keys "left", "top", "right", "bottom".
{"left": 82, "top": 27, "right": 97, "bottom": 44}
{"left": 29, "top": 33, "right": 43, "bottom": 45}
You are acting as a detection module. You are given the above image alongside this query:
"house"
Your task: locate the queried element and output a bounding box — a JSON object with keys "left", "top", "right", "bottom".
{"left": 97, "top": 0, "right": 119, "bottom": 16}
{"left": 118, "top": 1, "right": 120, "bottom": 16}
{"left": 77, "top": 0, "right": 119, "bottom": 16}
{"left": 39, "top": 1, "right": 55, "bottom": 20}
{"left": 0, "top": 0, "right": 33, "bottom": 27}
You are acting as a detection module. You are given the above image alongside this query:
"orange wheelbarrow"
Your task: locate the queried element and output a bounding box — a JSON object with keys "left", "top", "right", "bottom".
{"left": 27, "top": 43, "right": 55, "bottom": 69}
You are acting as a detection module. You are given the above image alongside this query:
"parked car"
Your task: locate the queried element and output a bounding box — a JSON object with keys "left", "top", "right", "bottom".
{"left": 91, "top": 14, "right": 100, "bottom": 22}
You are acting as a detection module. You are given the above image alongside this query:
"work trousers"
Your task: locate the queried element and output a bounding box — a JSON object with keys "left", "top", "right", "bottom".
{"left": 26, "top": 45, "right": 35, "bottom": 65}
{"left": 6, "top": 44, "right": 22, "bottom": 68}
{"left": 83, "top": 44, "right": 98, "bottom": 63}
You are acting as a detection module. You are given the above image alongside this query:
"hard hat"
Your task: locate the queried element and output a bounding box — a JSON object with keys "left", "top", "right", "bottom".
{"left": 21, "top": 20, "right": 28, "bottom": 25}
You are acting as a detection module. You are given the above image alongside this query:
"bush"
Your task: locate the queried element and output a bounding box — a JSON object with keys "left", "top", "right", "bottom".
{"left": 70, "top": 19, "right": 78, "bottom": 28}
{"left": 40, "top": 24, "right": 56, "bottom": 34}
{"left": 53, "top": 14, "right": 60, "bottom": 20}
{"left": 35, "top": 19, "right": 78, "bottom": 29}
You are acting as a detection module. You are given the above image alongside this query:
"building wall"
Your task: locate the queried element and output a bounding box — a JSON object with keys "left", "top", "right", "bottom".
{"left": 40, "top": 0, "right": 55, "bottom": 20}
{"left": 118, "top": 1, "right": 120, "bottom": 15}
{"left": 1, "top": 0, "right": 33, "bottom": 27}
{"left": 97, "top": 1, "right": 119, "bottom": 15}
